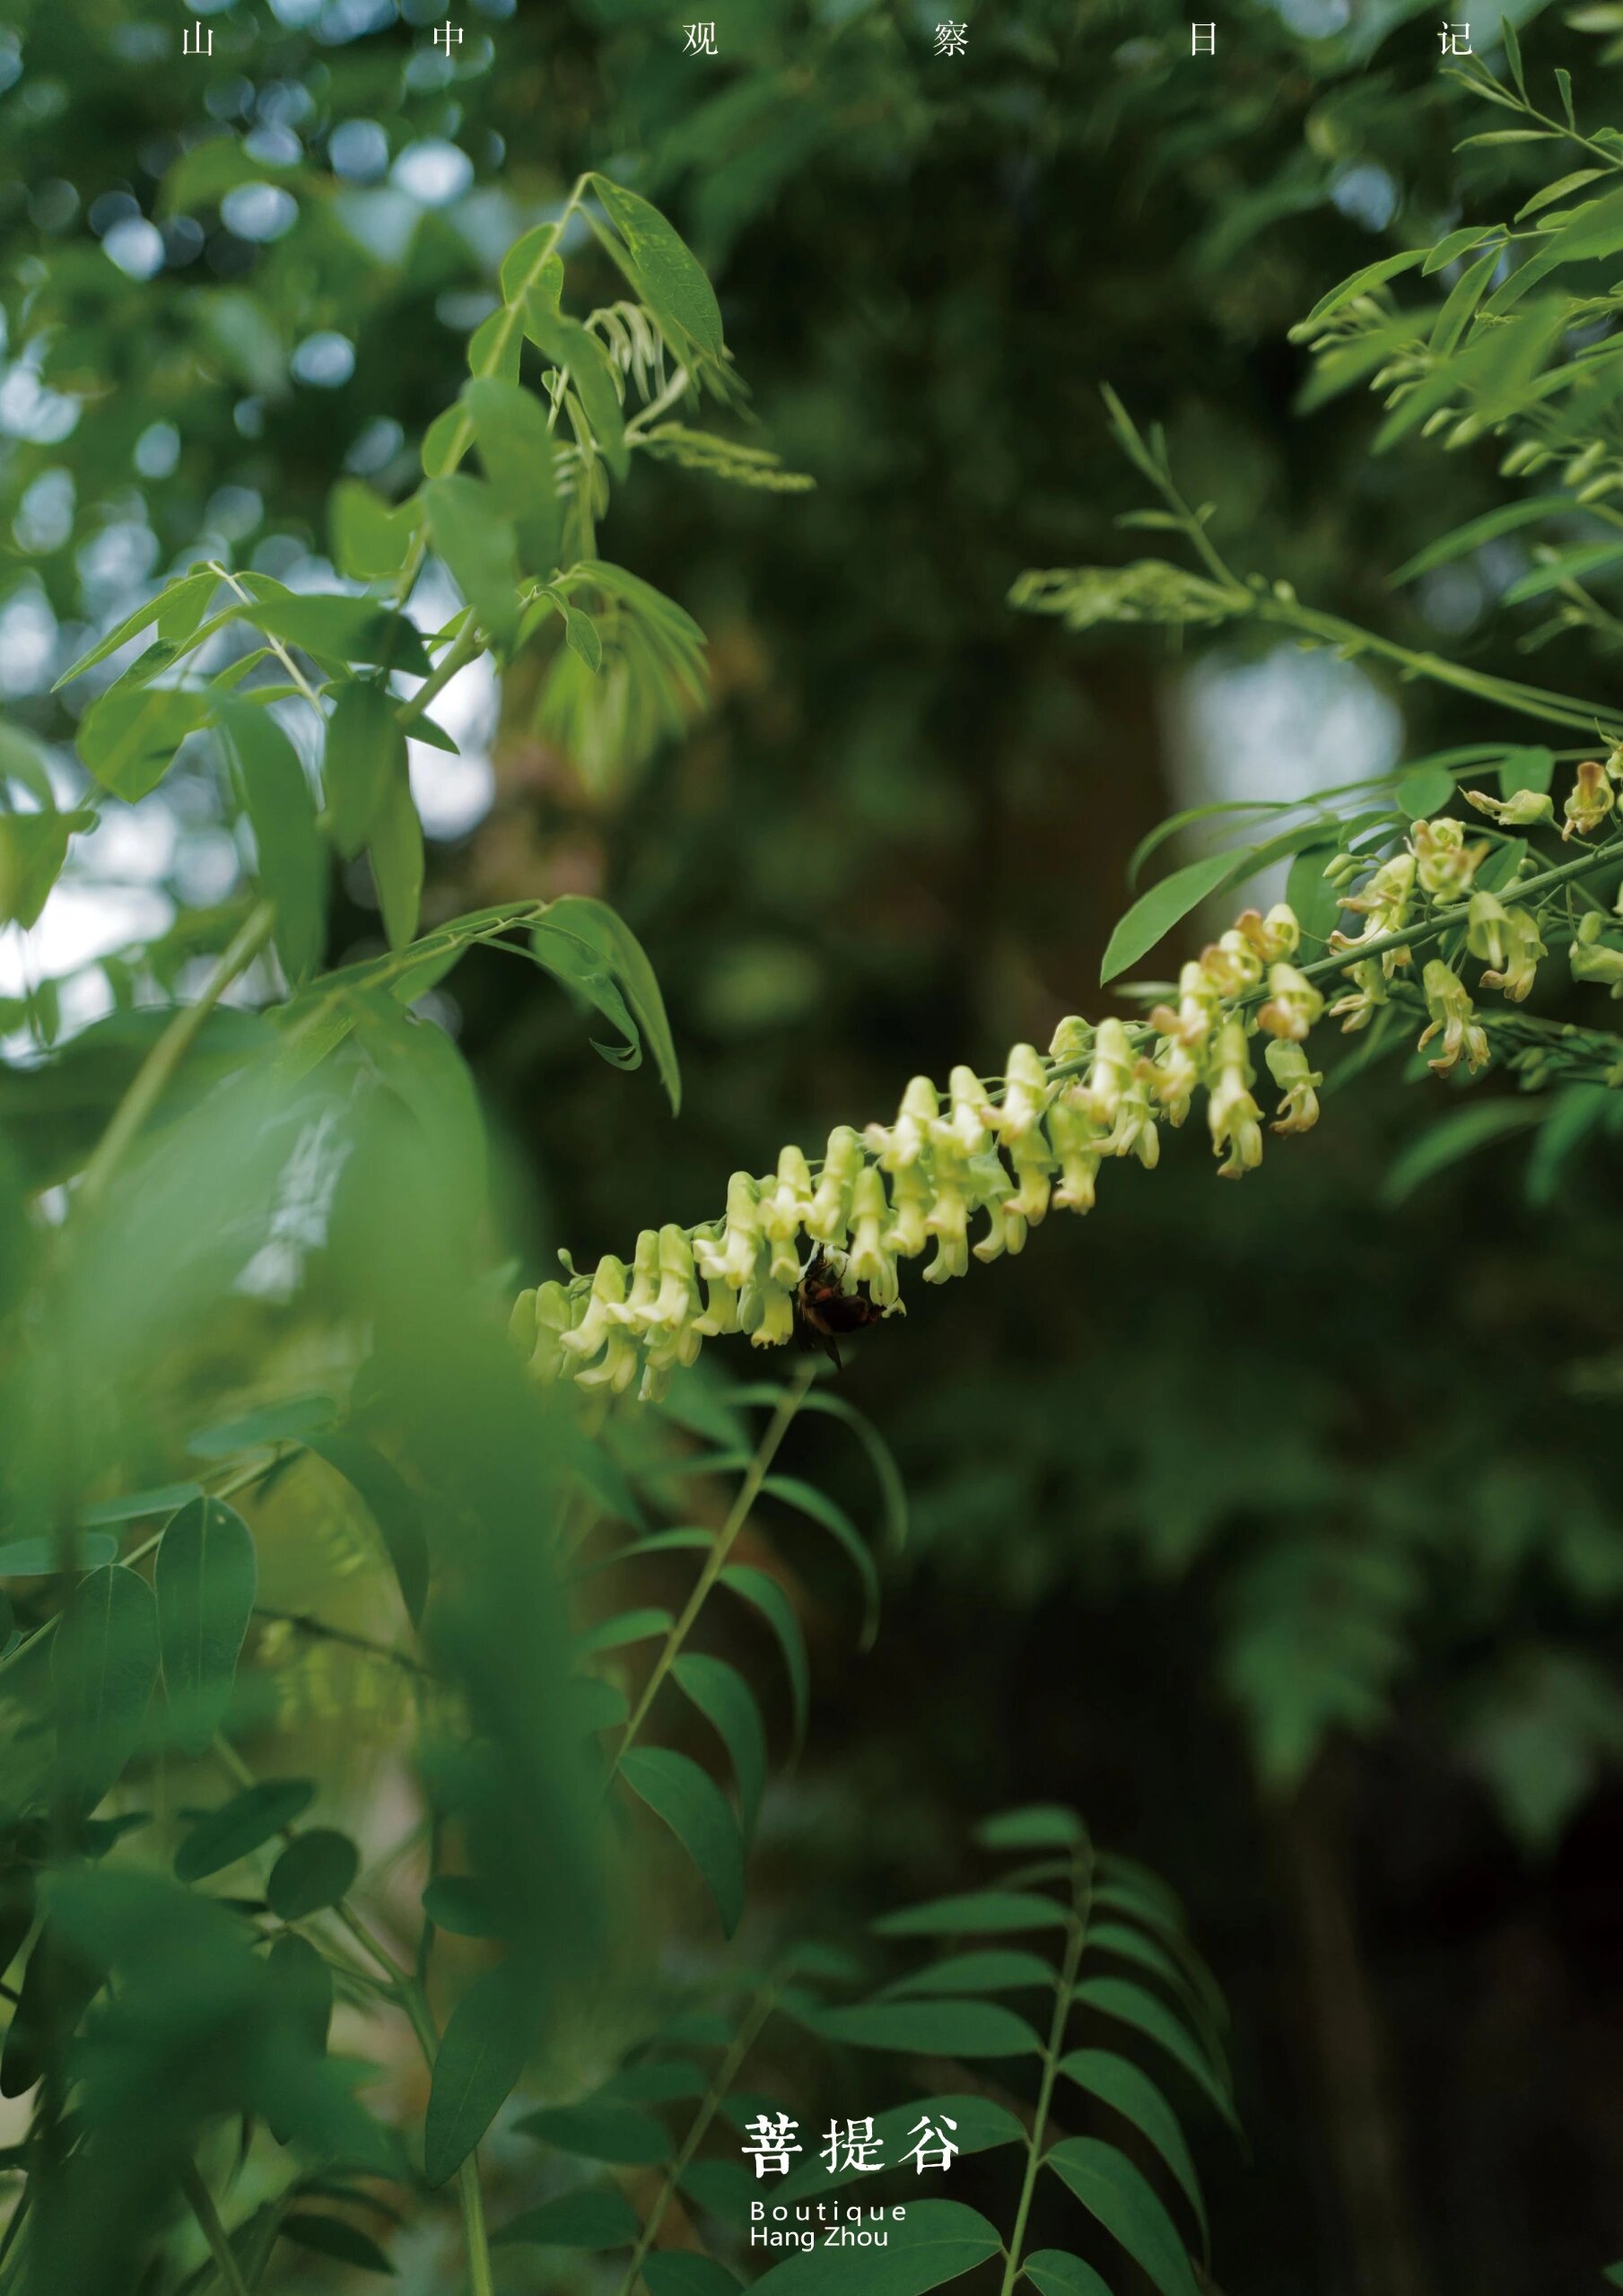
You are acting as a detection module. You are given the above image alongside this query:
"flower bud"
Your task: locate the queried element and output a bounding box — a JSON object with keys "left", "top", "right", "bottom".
{"left": 1049, "top": 1091, "right": 1104, "bottom": 1212}
{"left": 1478, "top": 905, "right": 1546, "bottom": 1004}
{"left": 806, "top": 1129, "right": 863, "bottom": 1244}
{"left": 1570, "top": 931, "right": 1623, "bottom": 992}
{"left": 1465, "top": 786, "right": 1556, "bottom": 828}
{"left": 1149, "top": 1032, "right": 1200, "bottom": 1126}
{"left": 1564, "top": 759, "right": 1615, "bottom": 840}
{"left": 1207, "top": 1019, "right": 1263, "bottom": 1178}
{"left": 613, "top": 1227, "right": 663, "bottom": 1328}
{"left": 523, "top": 1281, "right": 580, "bottom": 1382}
{"left": 922, "top": 1175, "right": 971, "bottom": 1281}
{"left": 1000, "top": 1043, "right": 1058, "bottom": 1219}
{"left": 762, "top": 1145, "right": 814, "bottom": 1284}
{"left": 1105, "top": 1058, "right": 1160, "bottom": 1169}
{"left": 694, "top": 1171, "right": 764, "bottom": 1288}
{"left": 1417, "top": 958, "right": 1488, "bottom": 1074}
{"left": 1080, "top": 1017, "right": 1134, "bottom": 1128}
{"left": 846, "top": 1162, "right": 900, "bottom": 1304}
{"left": 1410, "top": 817, "right": 1484, "bottom": 900}
{"left": 1048, "top": 1015, "right": 1093, "bottom": 1065}
{"left": 1328, "top": 956, "right": 1388, "bottom": 1034}
{"left": 1256, "top": 961, "right": 1323, "bottom": 1042}
{"left": 1265, "top": 1037, "right": 1322, "bottom": 1135}
{"left": 1465, "top": 888, "right": 1510, "bottom": 972}
{"left": 559, "top": 1255, "right": 631, "bottom": 1365}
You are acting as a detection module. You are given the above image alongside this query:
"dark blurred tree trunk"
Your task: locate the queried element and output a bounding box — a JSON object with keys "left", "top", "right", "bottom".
{"left": 1270, "top": 1755, "right": 1435, "bottom": 2296}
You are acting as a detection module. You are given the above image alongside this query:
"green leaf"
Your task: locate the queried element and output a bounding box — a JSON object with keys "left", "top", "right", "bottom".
{"left": 672, "top": 1653, "right": 768, "bottom": 1835}
{"left": 500, "top": 226, "right": 564, "bottom": 308}
{"left": 619, "top": 1745, "right": 746, "bottom": 1934}
{"left": 1381, "top": 1100, "right": 1542, "bottom": 1205}
{"left": 463, "top": 377, "right": 563, "bottom": 575}
{"left": 186, "top": 1394, "right": 336, "bottom": 1458}
{"left": 545, "top": 589, "right": 603, "bottom": 671}
{"left": 975, "top": 1805, "right": 1086, "bottom": 1853}
{"left": 589, "top": 178, "right": 727, "bottom": 363}
{"left": 763, "top": 1474, "right": 879, "bottom": 1646}
{"left": 1429, "top": 245, "right": 1502, "bottom": 360}
{"left": 1058, "top": 2049, "right": 1208, "bottom": 2248}
{"left": 1046, "top": 2136, "right": 1199, "bottom": 2296}
{"left": 226, "top": 593, "right": 429, "bottom": 675}
{"left": 577, "top": 1607, "right": 674, "bottom": 1655}
{"left": 1100, "top": 852, "right": 1240, "bottom": 985}
{"left": 807, "top": 1998, "right": 1044, "bottom": 2056}
{"left": 53, "top": 572, "right": 218, "bottom": 689}
{"left": 873, "top": 1890, "right": 1071, "bottom": 1938}
{"left": 1504, "top": 542, "right": 1623, "bottom": 605}
{"left": 1517, "top": 169, "right": 1607, "bottom": 220}
{"left": 368, "top": 770, "right": 425, "bottom": 951}
{"left": 1396, "top": 766, "right": 1456, "bottom": 821}
{"left": 643, "top": 2258, "right": 743, "bottom": 2296}
{"left": 422, "top": 1874, "right": 503, "bottom": 1936}
{"left": 720, "top": 1565, "right": 808, "bottom": 1746}
{"left": 746, "top": 2200, "right": 1002, "bottom": 2294}
{"left": 1421, "top": 224, "right": 1503, "bottom": 275}
{"left": 309, "top": 1433, "right": 430, "bottom": 1627}
{"left": 1388, "top": 494, "right": 1578, "bottom": 585}
{"left": 1072, "top": 1977, "right": 1238, "bottom": 2131}
{"left": 423, "top": 474, "right": 521, "bottom": 651}
{"left": 1294, "top": 249, "right": 1428, "bottom": 331}
{"left": 155, "top": 1496, "right": 257, "bottom": 1750}
{"left": 1285, "top": 842, "right": 1341, "bottom": 950}
{"left": 743, "top": 1388, "right": 906, "bottom": 1554}
{"left": 76, "top": 685, "right": 210, "bottom": 801}
{"left": 424, "top": 1963, "right": 538, "bottom": 2187}
{"left": 173, "top": 1779, "right": 313, "bottom": 1882}
{"left": 520, "top": 302, "right": 628, "bottom": 479}
{"left": 1499, "top": 745, "right": 1555, "bottom": 798}
{"left": 267, "top": 1929, "right": 332, "bottom": 2056}
{"left": 329, "top": 481, "right": 420, "bottom": 582}
{"left": 422, "top": 406, "right": 463, "bottom": 480}
{"left": 1023, "top": 2254, "right": 1112, "bottom": 2296}
{"left": 493, "top": 2188, "right": 640, "bottom": 2247}
{"left": 266, "top": 1829, "right": 360, "bottom": 1919}
{"left": 0, "top": 809, "right": 89, "bottom": 931}
{"left": 323, "top": 678, "right": 406, "bottom": 861}
{"left": 52, "top": 1565, "right": 161, "bottom": 1806}
{"left": 513, "top": 2100, "right": 672, "bottom": 2163}
{"left": 530, "top": 895, "right": 682, "bottom": 1112}
{"left": 880, "top": 1948, "right": 1057, "bottom": 1998}
{"left": 281, "top": 2214, "right": 396, "bottom": 2274}
{"left": 220, "top": 703, "right": 327, "bottom": 982}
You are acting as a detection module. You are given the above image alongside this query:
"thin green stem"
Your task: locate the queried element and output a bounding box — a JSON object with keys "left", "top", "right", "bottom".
{"left": 606, "top": 1364, "right": 816, "bottom": 1784}
{"left": 457, "top": 2158, "right": 496, "bottom": 2296}
{"left": 206, "top": 563, "right": 326, "bottom": 720}
{"left": 253, "top": 1604, "right": 435, "bottom": 1681}
{"left": 615, "top": 1980, "right": 781, "bottom": 2296}
{"left": 997, "top": 1843, "right": 1094, "bottom": 2296}
{"left": 74, "top": 902, "right": 275, "bottom": 1218}
{"left": 398, "top": 623, "right": 483, "bottom": 731}
{"left": 179, "top": 2155, "right": 251, "bottom": 2296}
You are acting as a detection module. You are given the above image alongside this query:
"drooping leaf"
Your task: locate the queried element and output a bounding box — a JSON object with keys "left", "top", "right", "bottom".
{"left": 222, "top": 703, "right": 327, "bottom": 982}
{"left": 805, "top": 1997, "right": 1044, "bottom": 2056}
{"left": 1100, "top": 852, "right": 1242, "bottom": 985}
{"left": 0, "top": 1533, "right": 117, "bottom": 1574}
{"left": 672, "top": 1653, "right": 768, "bottom": 1835}
{"left": 423, "top": 1962, "right": 538, "bottom": 2187}
{"left": 367, "top": 770, "right": 425, "bottom": 952}
{"left": 1072, "top": 1977, "right": 1238, "bottom": 2130}
{"left": 155, "top": 1495, "right": 257, "bottom": 1750}
{"left": 173, "top": 1779, "right": 314, "bottom": 1883}
{"left": 266, "top": 1829, "right": 360, "bottom": 1920}
{"left": 529, "top": 895, "right": 682, "bottom": 1112}
{"left": 323, "top": 678, "right": 406, "bottom": 861}
{"left": 1388, "top": 493, "right": 1579, "bottom": 585}
{"left": 1046, "top": 2136, "right": 1200, "bottom": 2296}
{"left": 280, "top": 2214, "right": 396, "bottom": 2274}
{"left": 1381, "top": 1099, "right": 1543, "bottom": 1205}
{"left": 880, "top": 1948, "right": 1057, "bottom": 1998}
{"left": 576, "top": 1607, "right": 674, "bottom": 1656}
{"left": 619, "top": 1745, "right": 746, "bottom": 1934}
{"left": 308, "top": 1434, "right": 430, "bottom": 1626}
{"left": 719, "top": 1564, "right": 809, "bottom": 1747}
{"left": 1058, "top": 2048, "right": 1208, "bottom": 2247}
{"left": 53, "top": 1565, "right": 161, "bottom": 1806}
{"left": 53, "top": 571, "right": 218, "bottom": 689}
{"left": 873, "top": 1890, "right": 1071, "bottom": 1938}
{"left": 589, "top": 177, "right": 727, "bottom": 364}
{"left": 0, "top": 808, "right": 92, "bottom": 931}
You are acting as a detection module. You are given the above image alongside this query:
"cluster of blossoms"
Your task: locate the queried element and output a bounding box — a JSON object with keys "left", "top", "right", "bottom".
{"left": 510, "top": 784, "right": 1623, "bottom": 1401}
{"left": 510, "top": 900, "right": 1330, "bottom": 1401}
